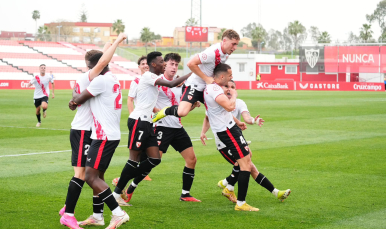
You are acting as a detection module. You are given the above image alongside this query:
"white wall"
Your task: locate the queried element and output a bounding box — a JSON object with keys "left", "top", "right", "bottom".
{"left": 358, "top": 73, "right": 383, "bottom": 82}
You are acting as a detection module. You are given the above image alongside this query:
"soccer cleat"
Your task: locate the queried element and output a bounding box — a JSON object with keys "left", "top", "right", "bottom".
{"left": 222, "top": 188, "right": 237, "bottom": 203}
{"left": 180, "top": 196, "right": 201, "bottom": 202}
{"left": 235, "top": 203, "right": 259, "bottom": 212}
{"left": 105, "top": 211, "right": 130, "bottom": 229}
{"left": 36, "top": 122, "right": 41, "bottom": 127}
{"left": 114, "top": 194, "right": 132, "bottom": 207}
{"left": 217, "top": 180, "right": 226, "bottom": 189}
{"left": 277, "top": 189, "right": 291, "bottom": 202}
{"left": 60, "top": 213, "right": 81, "bottom": 229}
{"left": 78, "top": 215, "right": 105, "bottom": 226}
{"left": 43, "top": 110, "right": 47, "bottom": 118}
{"left": 152, "top": 107, "right": 168, "bottom": 123}
{"left": 247, "top": 140, "right": 251, "bottom": 145}
{"left": 124, "top": 188, "right": 134, "bottom": 203}
{"left": 112, "top": 177, "right": 119, "bottom": 187}
{"left": 59, "top": 205, "right": 65, "bottom": 216}
{"left": 144, "top": 175, "right": 152, "bottom": 181}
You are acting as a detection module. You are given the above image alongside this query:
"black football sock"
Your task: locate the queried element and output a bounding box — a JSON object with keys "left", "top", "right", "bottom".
{"left": 164, "top": 105, "right": 180, "bottom": 117}
{"left": 93, "top": 196, "right": 104, "bottom": 215}
{"left": 181, "top": 167, "right": 195, "bottom": 197}
{"left": 98, "top": 188, "right": 119, "bottom": 211}
{"left": 225, "top": 165, "right": 240, "bottom": 186}
{"left": 114, "top": 160, "right": 138, "bottom": 194}
{"left": 135, "top": 158, "right": 161, "bottom": 180}
{"left": 36, "top": 114, "right": 41, "bottom": 123}
{"left": 255, "top": 173, "right": 275, "bottom": 192}
{"left": 64, "top": 177, "right": 85, "bottom": 214}
{"left": 126, "top": 182, "right": 137, "bottom": 194}
{"left": 237, "top": 171, "right": 251, "bottom": 202}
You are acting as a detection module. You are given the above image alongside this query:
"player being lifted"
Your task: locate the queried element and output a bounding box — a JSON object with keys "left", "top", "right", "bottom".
{"left": 112, "top": 52, "right": 191, "bottom": 205}
{"left": 152, "top": 29, "right": 240, "bottom": 123}
{"left": 118, "top": 53, "right": 200, "bottom": 203}
{"left": 69, "top": 33, "right": 130, "bottom": 229}
{"left": 28, "top": 64, "right": 55, "bottom": 127}
{"left": 203, "top": 63, "right": 259, "bottom": 211}
{"left": 200, "top": 80, "right": 291, "bottom": 205}
{"left": 59, "top": 41, "right": 118, "bottom": 228}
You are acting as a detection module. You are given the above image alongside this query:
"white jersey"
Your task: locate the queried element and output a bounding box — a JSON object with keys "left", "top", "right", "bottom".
{"left": 87, "top": 71, "right": 122, "bottom": 140}
{"left": 30, "top": 74, "right": 54, "bottom": 99}
{"left": 185, "top": 43, "right": 229, "bottom": 91}
{"left": 214, "top": 99, "right": 249, "bottom": 150}
{"left": 128, "top": 76, "right": 140, "bottom": 106}
{"left": 129, "top": 71, "right": 162, "bottom": 123}
{"left": 204, "top": 83, "right": 235, "bottom": 133}
{"left": 71, "top": 71, "right": 93, "bottom": 131}
{"left": 232, "top": 99, "right": 249, "bottom": 120}
{"left": 155, "top": 75, "right": 182, "bottom": 128}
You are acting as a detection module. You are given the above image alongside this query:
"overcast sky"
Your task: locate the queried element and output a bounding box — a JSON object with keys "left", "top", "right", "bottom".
{"left": 0, "top": 0, "right": 383, "bottom": 41}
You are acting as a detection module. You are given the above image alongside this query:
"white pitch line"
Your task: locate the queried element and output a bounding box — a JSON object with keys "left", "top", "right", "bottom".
{"left": 0, "top": 125, "right": 70, "bottom": 131}
{"left": 0, "top": 139, "right": 212, "bottom": 158}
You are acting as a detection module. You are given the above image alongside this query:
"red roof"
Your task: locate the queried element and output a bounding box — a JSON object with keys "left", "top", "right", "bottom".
{"left": 74, "top": 22, "right": 113, "bottom": 27}
{"left": 0, "top": 31, "right": 27, "bottom": 38}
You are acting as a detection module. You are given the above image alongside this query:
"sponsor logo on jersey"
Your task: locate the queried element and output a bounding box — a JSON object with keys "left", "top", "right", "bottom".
{"left": 136, "top": 142, "right": 142, "bottom": 148}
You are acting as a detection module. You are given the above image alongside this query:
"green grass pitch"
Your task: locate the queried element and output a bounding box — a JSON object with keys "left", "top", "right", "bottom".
{"left": 0, "top": 89, "right": 385, "bottom": 229}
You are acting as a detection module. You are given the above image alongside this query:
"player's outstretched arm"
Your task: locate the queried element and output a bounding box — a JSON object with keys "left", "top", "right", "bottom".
{"left": 51, "top": 82, "right": 55, "bottom": 99}
{"left": 69, "top": 90, "right": 93, "bottom": 110}
{"left": 102, "top": 42, "right": 112, "bottom": 52}
{"left": 187, "top": 55, "right": 214, "bottom": 85}
{"left": 200, "top": 115, "right": 211, "bottom": 146}
{"left": 155, "top": 73, "right": 191, "bottom": 88}
{"left": 241, "top": 112, "right": 265, "bottom": 127}
{"left": 89, "top": 33, "right": 127, "bottom": 80}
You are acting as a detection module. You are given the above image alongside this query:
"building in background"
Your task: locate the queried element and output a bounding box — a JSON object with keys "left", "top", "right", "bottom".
{"left": 0, "top": 31, "right": 34, "bottom": 41}
{"left": 44, "top": 22, "right": 118, "bottom": 44}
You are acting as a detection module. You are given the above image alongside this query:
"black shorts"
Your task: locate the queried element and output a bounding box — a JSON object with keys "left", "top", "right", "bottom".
{"left": 155, "top": 126, "right": 193, "bottom": 153}
{"left": 180, "top": 85, "right": 204, "bottom": 104}
{"left": 216, "top": 125, "right": 250, "bottom": 161}
{"left": 70, "top": 129, "right": 92, "bottom": 167}
{"left": 34, "top": 96, "right": 48, "bottom": 108}
{"left": 127, "top": 118, "right": 158, "bottom": 151}
{"left": 86, "top": 139, "right": 120, "bottom": 171}
{"left": 218, "top": 146, "right": 236, "bottom": 165}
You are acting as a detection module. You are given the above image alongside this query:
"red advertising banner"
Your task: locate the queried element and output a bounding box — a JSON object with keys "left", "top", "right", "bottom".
{"left": 324, "top": 46, "right": 380, "bottom": 73}
{"left": 185, "top": 26, "right": 208, "bottom": 42}
{"left": 380, "top": 46, "right": 386, "bottom": 73}
{"left": 296, "top": 81, "right": 384, "bottom": 91}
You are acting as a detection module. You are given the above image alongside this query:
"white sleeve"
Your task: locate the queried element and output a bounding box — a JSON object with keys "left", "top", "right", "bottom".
{"left": 128, "top": 81, "right": 138, "bottom": 98}
{"left": 87, "top": 76, "right": 106, "bottom": 96}
{"left": 144, "top": 73, "right": 161, "bottom": 86}
{"left": 210, "top": 84, "right": 225, "bottom": 100}
{"left": 238, "top": 100, "right": 249, "bottom": 114}
{"left": 29, "top": 76, "right": 37, "bottom": 84}
{"left": 198, "top": 46, "right": 215, "bottom": 64}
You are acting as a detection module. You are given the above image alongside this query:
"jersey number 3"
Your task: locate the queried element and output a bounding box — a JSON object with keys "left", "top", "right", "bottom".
{"left": 113, "top": 84, "right": 122, "bottom": 110}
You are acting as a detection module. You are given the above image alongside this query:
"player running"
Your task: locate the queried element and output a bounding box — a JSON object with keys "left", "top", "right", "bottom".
{"left": 200, "top": 80, "right": 291, "bottom": 205}
{"left": 28, "top": 64, "right": 55, "bottom": 127}
{"left": 202, "top": 63, "right": 259, "bottom": 211}
{"left": 118, "top": 53, "right": 200, "bottom": 203}
{"left": 58, "top": 41, "right": 117, "bottom": 228}
{"left": 69, "top": 33, "right": 130, "bottom": 229}
{"left": 152, "top": 29, "right": 240, "bottom": 123}
{"left": 112, "top": 51, "right": 191, "bottom": 206}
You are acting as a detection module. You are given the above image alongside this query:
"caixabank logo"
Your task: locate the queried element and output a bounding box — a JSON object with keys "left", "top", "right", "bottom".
{"left": 256, "top": 81, "right": 291, "bottom": 90}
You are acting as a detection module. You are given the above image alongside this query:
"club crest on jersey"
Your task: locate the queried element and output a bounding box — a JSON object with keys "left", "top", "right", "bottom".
{"left": 70, "top": 81, "right": 75, "bottom": 89}
{"left": 202, "top": 53, "right": 207, "bottom": 60}
{"left": 188, "top": 95, "right": 193, "bottom": 100}
{"left": 157, "top": 141, "right": 161, "bottom": 146}
{"left": 136, "top": 142, "right": 142, "bottom": 148}
{"left": 244, "top": 146, "right": 249, "bottom": 152}
{"left": 213, "top": 85, "right": 220, "bottom": 91}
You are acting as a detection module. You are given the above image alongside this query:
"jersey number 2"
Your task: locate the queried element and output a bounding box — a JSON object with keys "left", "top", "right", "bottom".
{"left": 113, "top": 84, "right": 122, "bottom": 110}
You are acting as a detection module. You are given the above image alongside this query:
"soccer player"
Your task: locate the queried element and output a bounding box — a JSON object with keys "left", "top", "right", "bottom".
{"left": 69, "top": 33, "right": 130, "bottom": 229}
{"left": 112, "top": 51, "right": 191, "bottom": 205}
{"left": 122, "top": 53, "right": 200, "bottom": 203}
{"left": 200, "top": 80, "right": 291, "bottom": 204}
{"left": 152, "top": 29, "right": 240, "bottom": 123}
{"left": 28, "top": 64, "right": 55, "bottom": 127}
{"left": 58, "top": 42, "right": 115, "bottom": 228}
{"left": 203, "top": 63, "right": 258, "bottom": 211}
{"left": 127, "top": 56, "right": 148, "bottom": 113}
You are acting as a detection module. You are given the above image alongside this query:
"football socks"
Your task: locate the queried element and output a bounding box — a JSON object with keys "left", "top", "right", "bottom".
{"left": 182, "top": 166, "right": 195, "bottom": 194}
{"left": 98, "top": 188, "right": 119, "bottom": 212}
{"left": 114, "top": 160, "right": 139, "bottom": 194}
{"left": 226, "top": 165, "right": 240, "bottom": 186}
{"left": 237, "top": 171, "right": 251, "bottom": 202}
{"left": 255, "top": 173, "right": 275, "bottom": 192}
{"left": 36, "top": 114, "right": 41, "bottom": 123}
{"left": 93, "top": 196, "right": 104, "bottom": 219}
{"left": 64, "top": 177, "right": 85, "bottom": 214}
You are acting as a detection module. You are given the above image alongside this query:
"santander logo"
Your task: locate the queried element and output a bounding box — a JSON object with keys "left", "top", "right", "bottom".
{"left": 342, "top": 54, "right": 374, "bottom": 63}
